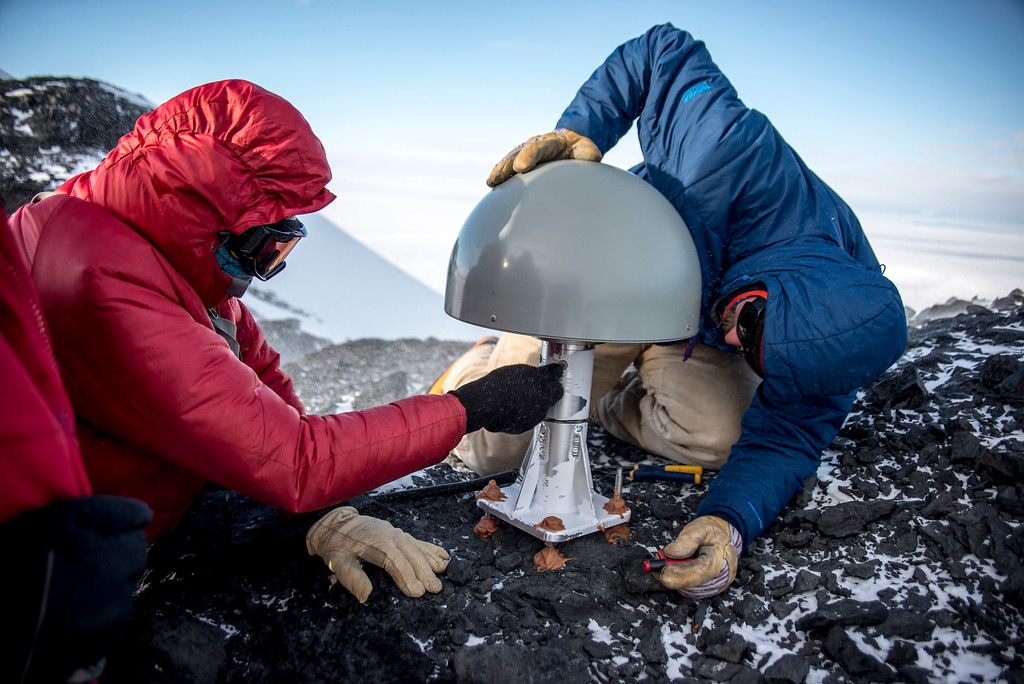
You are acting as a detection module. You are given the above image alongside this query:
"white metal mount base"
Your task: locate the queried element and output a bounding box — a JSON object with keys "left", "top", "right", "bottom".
{"left": 477, "top": 480, "right": 629, "bottom": 543}
{"left": 476, "top": 340, "right": 630, "bottom": 543}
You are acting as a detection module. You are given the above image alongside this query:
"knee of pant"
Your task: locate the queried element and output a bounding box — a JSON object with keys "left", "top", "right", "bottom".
{"left": 440, "top": 347, "right": 494, "bottom": 392}
{"left": 459, "top": 431, "right": 532, "bottom": 476}
{"left": 706, "top": 416, "right": 744, "bottom": 462}
{"left": 663, "top": 434, "right": 734, "bottom": 471}
{"left": 699, "top": 437, "right": 736, "bottom": 470}
{"left": 641, "top": 396, "right": 740, "bottom": 470}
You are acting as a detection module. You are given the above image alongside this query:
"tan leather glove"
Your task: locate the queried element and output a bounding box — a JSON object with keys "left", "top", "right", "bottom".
{"left": 655, "top": 515, "right": 743, "bottom": 599}
{"left": 306, "top": 507, "right": 449, "bottom": 603}
{"left": 487, "top": 128, "right": 602, "bottom": 187}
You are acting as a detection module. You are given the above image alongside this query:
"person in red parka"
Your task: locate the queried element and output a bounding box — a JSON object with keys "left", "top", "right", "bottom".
{"left": 1, "top": 204, "right": 151, "bottom": 683}
{"left": 7, "top": 79, "right": 563, "bottom": 604}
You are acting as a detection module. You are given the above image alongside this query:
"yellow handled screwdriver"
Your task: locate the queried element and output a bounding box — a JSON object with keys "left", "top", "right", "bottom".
{"left": 628, "top": 464, "right": 702, "bottom": 484}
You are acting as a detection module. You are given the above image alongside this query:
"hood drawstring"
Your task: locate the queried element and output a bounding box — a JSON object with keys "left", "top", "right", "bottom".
{"left": 681, "top": 337, "right": 696, "bottom": 362}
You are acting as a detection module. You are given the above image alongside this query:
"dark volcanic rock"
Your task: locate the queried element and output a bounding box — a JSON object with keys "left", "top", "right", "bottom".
{"left": 795, "top": 599, "right": 888, "bottom": 631}
{"left": 821, "top": 626, "right": 895, "bottom": 681}
{"left": 885, "top": 638, "right": 918, "bottom": 667}
{"left": 734, "top": 595, "right": 771, "bottom": 625}
{"left": 816, "top": 500, "right": 895, "bottom": 537}
{"left": 95, "top": 300, "right": 1024, "bottom": 682}
{"left": 0, "top": 76, "right": 153, "bottom": 209}
{"left": 143, "top": 617, "right": 226, "bottom": 684}
{"left": 762, "top": 654, "right": 811, "bottom": 684}
{"left": 981, "top": 354, "right": 1023, "bottom": 389}
{"left": 452, "top": 643, "right": 590, "bottom": 683}
{"left": 637, "top": 621, "right": 668, "bottom": 664}
{"left": 878, "top": 608, "right": 935, "bottom": 641}
{"left": 698, "top": 623, "right": 751, "bottom": 664}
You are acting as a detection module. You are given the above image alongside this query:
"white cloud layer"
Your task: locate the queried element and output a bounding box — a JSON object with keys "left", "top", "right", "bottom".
{"left": 859, "top": 212, "right": 1023, "bottom": 312}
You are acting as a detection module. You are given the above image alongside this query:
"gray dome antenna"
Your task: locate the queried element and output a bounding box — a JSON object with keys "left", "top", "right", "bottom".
{"left": 444, "top": 160, "right": 702, "bottom": 542}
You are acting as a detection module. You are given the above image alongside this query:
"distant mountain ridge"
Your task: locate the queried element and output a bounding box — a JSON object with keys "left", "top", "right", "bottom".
{"left": 0, "top": 76, "right": 153, "bottom": 209}
{"left": 244, "top": 212, "right": 481, "bottom": 349}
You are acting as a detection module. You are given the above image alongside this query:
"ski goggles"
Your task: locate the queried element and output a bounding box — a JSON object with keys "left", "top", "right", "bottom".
{"left": 224, "top": 216, "right": 307, "bottom": 280}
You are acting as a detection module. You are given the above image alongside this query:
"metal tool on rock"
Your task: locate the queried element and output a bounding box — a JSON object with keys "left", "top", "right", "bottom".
{"left": 628, "top": 464, "right": 703, "bottom": 484}
{"left": 643, "top": 548, "right": 698, "bottom": 573}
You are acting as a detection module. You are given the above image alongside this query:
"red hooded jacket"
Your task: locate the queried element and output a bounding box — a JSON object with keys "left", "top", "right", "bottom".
{"left": 0, "top": 208, "right": 92, "bottom": 524}
{"left": 7, "top": 80, "right": 467, "bottom": 539}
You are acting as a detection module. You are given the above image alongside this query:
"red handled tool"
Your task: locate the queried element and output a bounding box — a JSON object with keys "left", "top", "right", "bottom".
{"left": 643, "top": 548, "right": 696, "bottom": 572}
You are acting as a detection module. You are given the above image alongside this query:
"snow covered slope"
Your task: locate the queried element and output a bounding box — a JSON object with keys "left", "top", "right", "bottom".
{"left": 244, "top": 212, "right": 481, "bottom": 343}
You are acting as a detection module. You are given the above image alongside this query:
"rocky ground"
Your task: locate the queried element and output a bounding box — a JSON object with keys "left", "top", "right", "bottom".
{"left": 102, "top": 293, "right": 1023, "bottom": 683}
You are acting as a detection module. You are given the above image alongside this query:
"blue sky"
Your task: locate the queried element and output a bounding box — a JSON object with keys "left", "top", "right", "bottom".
{"left": 2, "top": 0, "right": 1022, "bottom": 308}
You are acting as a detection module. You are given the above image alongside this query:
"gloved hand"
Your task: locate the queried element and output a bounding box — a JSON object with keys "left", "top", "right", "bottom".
{"left": 1, "top": 495, "right": 152, "bottom": 683}
{"left": 451, "top": 362, "right": 565, "bottom": 434}
{"left": 487, "top": 128, "right": 603, "bottom": 187}
{"left": 306, "top": 507, "right": 449, "bottom": 603}
{"left": 654, "top": 515, "right": 743, "bottom": 599}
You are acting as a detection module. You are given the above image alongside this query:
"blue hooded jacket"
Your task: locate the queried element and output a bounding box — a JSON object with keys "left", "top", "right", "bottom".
{"left": 555, "top": 24, "right": 907, "bottom": 545}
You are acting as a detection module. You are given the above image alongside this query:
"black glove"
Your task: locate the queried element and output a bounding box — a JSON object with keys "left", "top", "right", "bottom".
{"left": 451, "top": 362, "right": 565, "bottom": 434}
{"left": 1, "top": 495, "right": 152, "bottom": 683}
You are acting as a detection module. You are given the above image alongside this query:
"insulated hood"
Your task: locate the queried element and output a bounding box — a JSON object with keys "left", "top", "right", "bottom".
{"left": 58, "top": 79, "right": 335, "bottom": 306}
{"left": 445, "top": 160, "right": 701, "bottom": 343}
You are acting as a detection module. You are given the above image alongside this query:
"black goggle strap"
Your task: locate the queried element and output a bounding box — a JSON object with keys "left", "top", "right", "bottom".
{"left": 714, "top": 282, "right": 768, "bottom": 376}
{"left": 736, "top": 296, "right": 766, "bottom": 350}
{"left": 736, "top": 296, "right": 767, "bottom": 376}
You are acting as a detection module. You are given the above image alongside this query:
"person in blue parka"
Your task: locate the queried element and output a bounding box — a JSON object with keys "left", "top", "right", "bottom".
{"left": 438, "top": 23, "right": 907, "bottom": 598}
